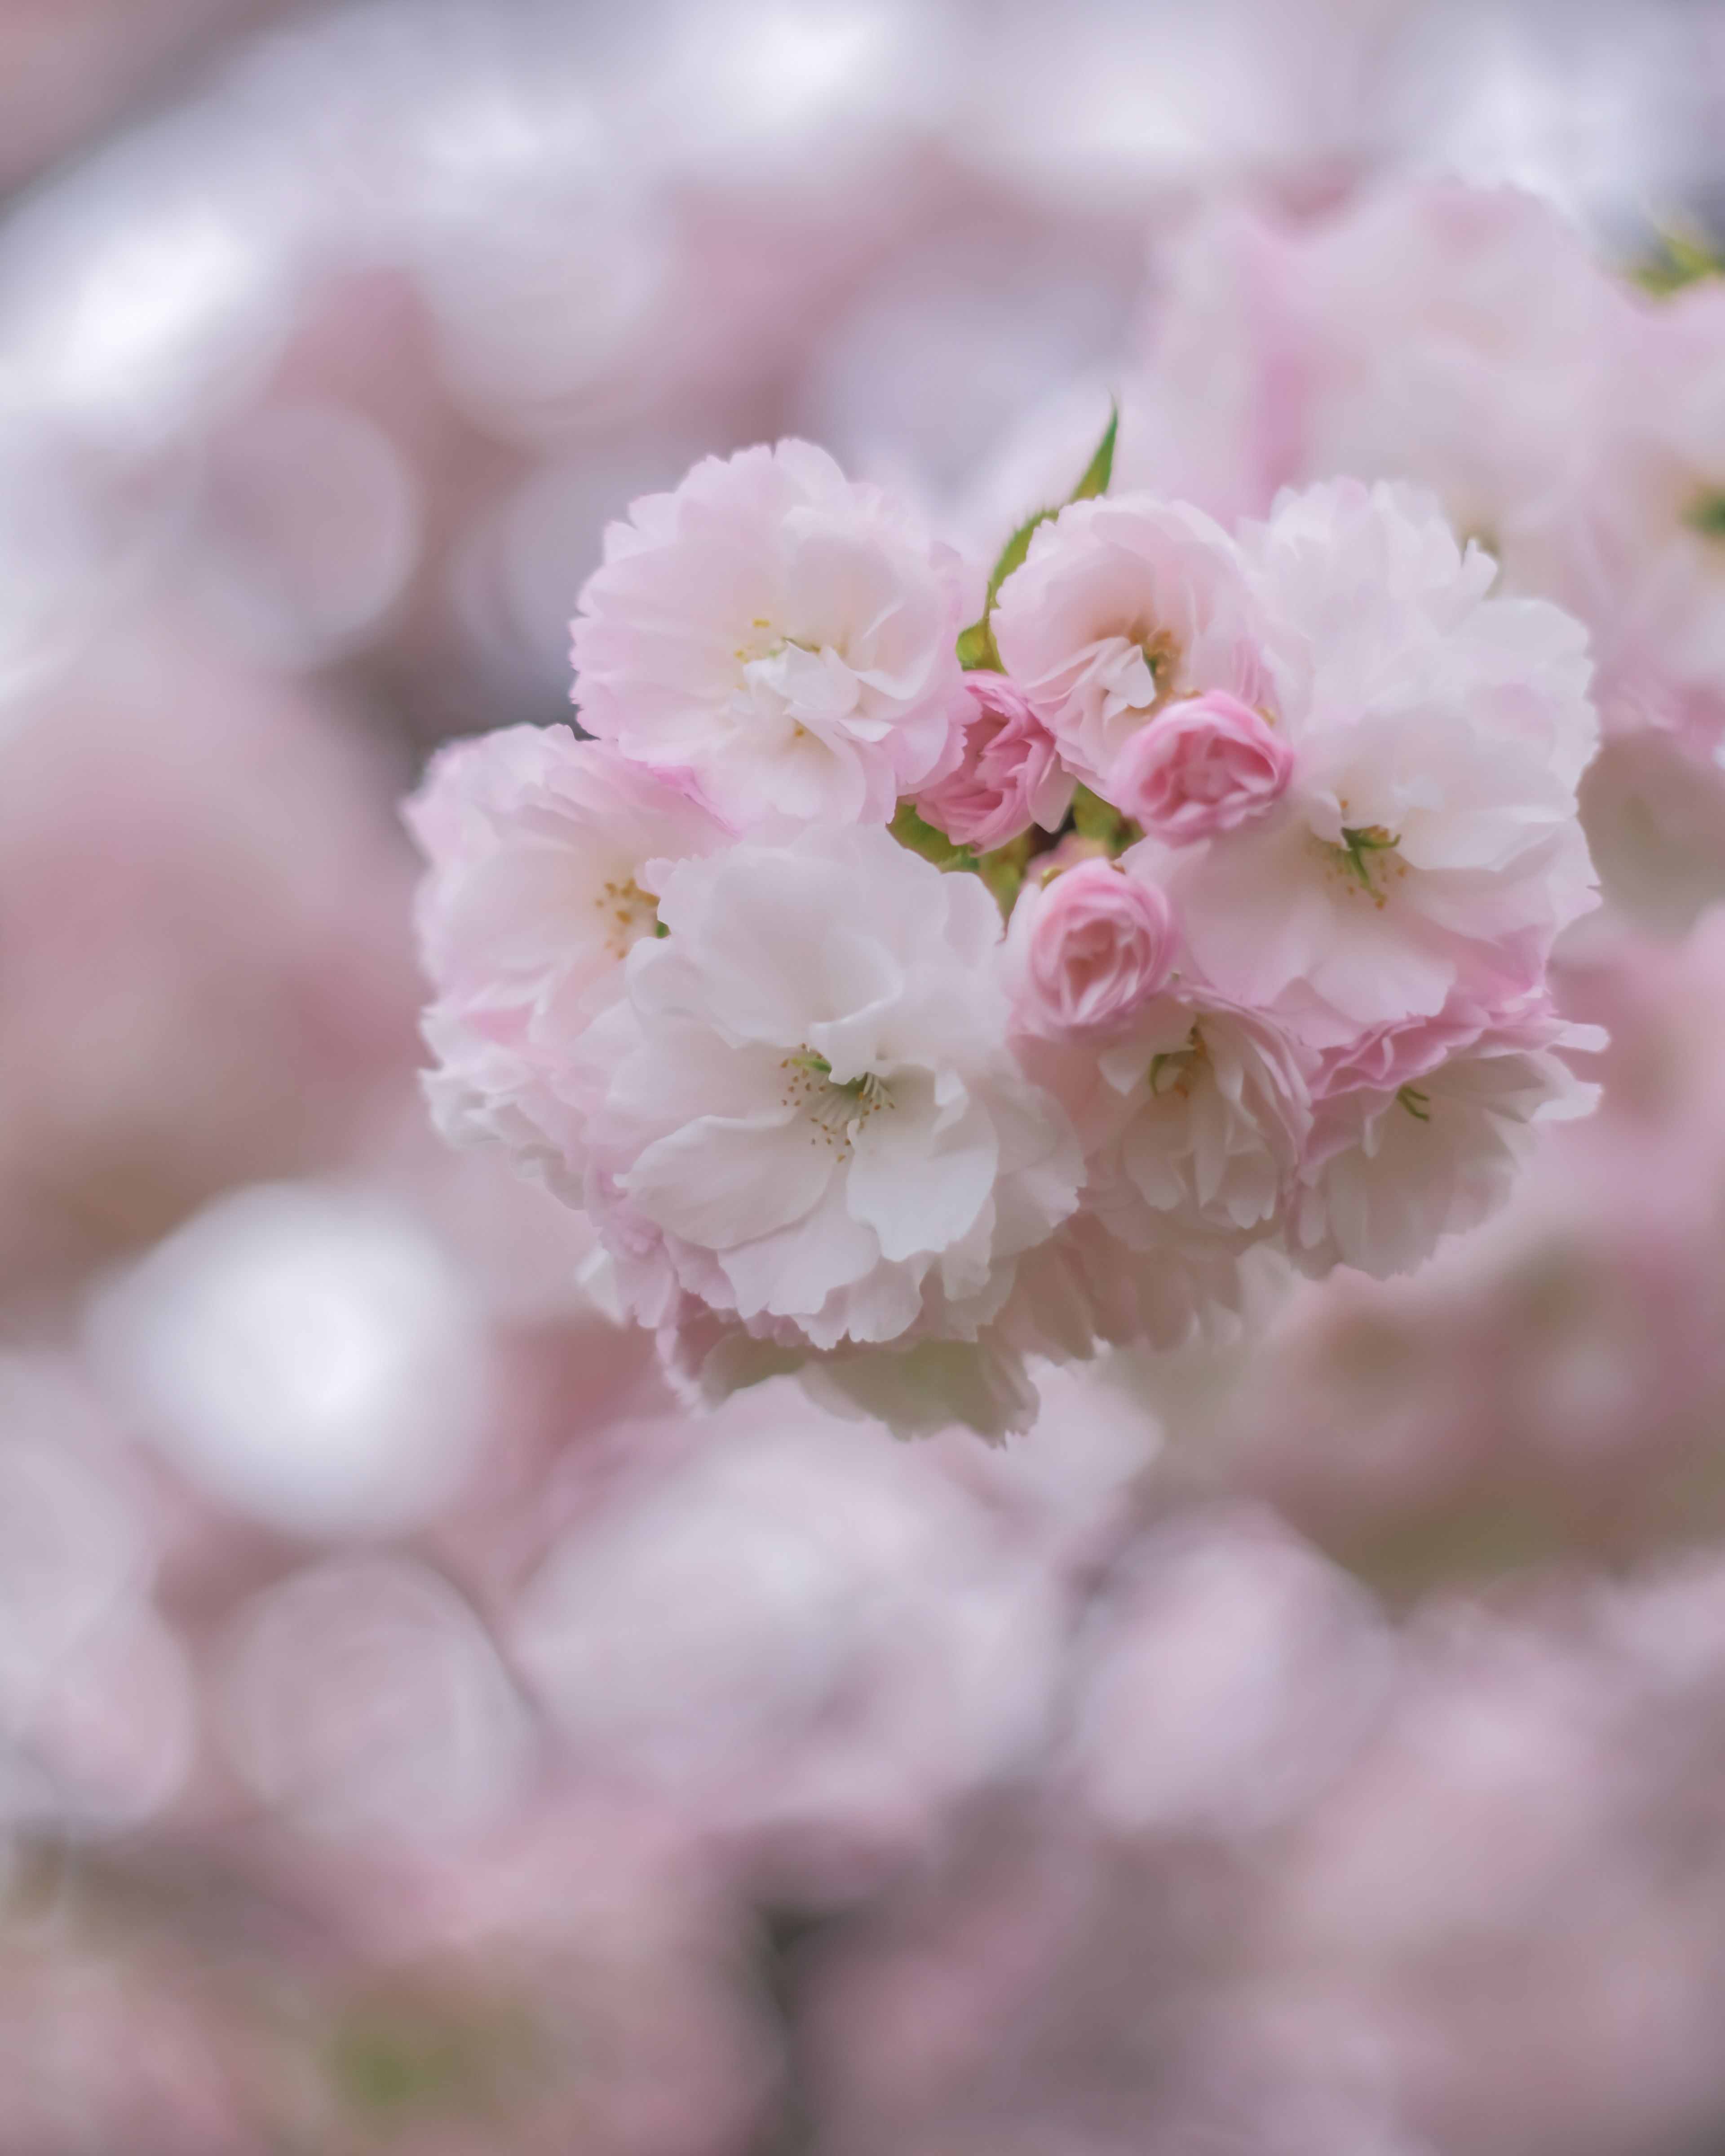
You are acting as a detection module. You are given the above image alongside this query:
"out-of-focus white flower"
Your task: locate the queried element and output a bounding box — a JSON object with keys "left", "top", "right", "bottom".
{"left": 406, "top": 725, "right": 729, "bottom": 1183}
{"left": 215, "top": 1557, "right": 533, "bottom": 1842}
{"left": 571, "top": 439, "right": 974, "bottom": 829}
{"left": 1538, "top": 280, "right": 1725, "bottom": 765}
{"left": 991, "top": 491, "right": 1269, "bottom": 791}
{"left": 513, "top": 1384, "right": 1064, "bottom": 1875}
{"left": 1069, "top": 1508, "right": 1390, "bottom": 1837}
{"left": 579, "top": 822, "right": 1081, "bottom": 1356}
{"left": 87, "top": 1181, "right": 490, "bottom": 1539}
{"left": 1115, "top": 182, "right": 1628, "bottom": 574}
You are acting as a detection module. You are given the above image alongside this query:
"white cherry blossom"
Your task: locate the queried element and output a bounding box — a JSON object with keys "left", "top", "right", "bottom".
{"left": 579, "top": 823, "right": 1082, "bottom": 1355}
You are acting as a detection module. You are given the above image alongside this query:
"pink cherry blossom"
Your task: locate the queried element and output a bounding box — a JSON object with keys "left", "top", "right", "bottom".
{"left": 1291, "top": 996, "right": 1602, "bottom": 1279}
{"left": 1022, "top": 986, "right": 1315, "bottom": 1264}
{"left": 1142, "top": 479, "right": 1600, "bottom": 1048}
{"left": 1112, "top": 689, "right": 1294, "bottom": 841}
{"left": 570, "top": 440, "right": 975, "bottom": 831}
{"left": 1005, "top": 856, "right": 1179, "bottom": 1041}
{"left": 914, "top": 671, "right": 1075, "bottom": 853}
{"left": 991, "top": 492, "right": 1271, "bottom": 792}
{"left": 405, "top": 725, "right": 730, "bottom": 1184}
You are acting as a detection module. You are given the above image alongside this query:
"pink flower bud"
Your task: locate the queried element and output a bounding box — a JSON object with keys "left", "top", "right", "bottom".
{"left": 1112, "top": 690, "right": 1292, "bottom": 842}
{"left": 1008, "top": 857, "right": 1178, "bottom": 1039}
{"left": 915, "top": 672, "right": 1075, "bottom": 853}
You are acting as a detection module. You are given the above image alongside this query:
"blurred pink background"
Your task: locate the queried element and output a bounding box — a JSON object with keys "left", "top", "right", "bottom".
{"left": 5, "top": 2, "right": 1725, "bottom": 2149}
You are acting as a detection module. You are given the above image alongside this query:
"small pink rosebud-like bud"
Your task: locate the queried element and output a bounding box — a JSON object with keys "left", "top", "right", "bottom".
{"left": 1008, "top": 856, "right": 1178, "bottom": 1039}
{"left": 1112, "top": 690, "right": 1293, "bottom": 842}
{"left": 915, "top": 672, "right": 1075, "bottom": 853}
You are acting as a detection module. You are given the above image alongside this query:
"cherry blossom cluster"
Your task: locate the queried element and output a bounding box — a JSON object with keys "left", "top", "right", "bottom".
{"left": 409, "top": 432, "right": 1602, "bottom": 1438}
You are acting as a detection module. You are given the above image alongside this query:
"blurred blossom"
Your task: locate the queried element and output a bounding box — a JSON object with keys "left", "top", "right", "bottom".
{"left": 1067, "top": 1510, "right": 1391, "bottom": 1839}
{"left": 636, "top": 0, "right": 935, "bottom": 180}
{"left": 0, "top": 139, "right": 297, "bottom": 449}
{"left": 0, "top": 1357, "right": 194, "bottom": 1830}
{"left": 933, "top": 1360, "right": 1165, "bottom": 1569}
{"left": 372, "top": 1111, "right": 603, "bottom": 1331}
{"left": 514, "top": 1385, "right": 1066, "bottom": 1890}
{"left": 88, "top": 1181, "right": 491, "bottom": 1539}
{"left": 12, "top": 1, "right": 1725, "bottom": 2149}
{"left": 1418, "top": 6, "right": 1680, "bottom": 234}
{"left": 0, "top": 616, "right": 418, "bottom": 1301}
{"left": 0, "top": 1931, "right": 261, "bottom": 2156}
{"left": 215, "top": 1555, "right": 533, "bottom": 1841}
{"left": 191, "top": 400, "right": 420, "bottom": 663}
{"left": 453, "top": 441, "right": 712, "bottom": 706}
{"left": 801, "top": 222, "right": 1143, "bottom": 492}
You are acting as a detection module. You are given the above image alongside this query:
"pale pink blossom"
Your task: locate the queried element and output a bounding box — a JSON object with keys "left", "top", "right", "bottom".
{"left": 1005, "top": 856, "right": 1178, "bottom": 1041}
{"left": 1291, "top": 999, "right": 1602, "bottom": 1280}
{"left": 1142, "top": 480, "right": 1599, "bottom": 1047}
{"left": 406, "top": 725, "right": 730, "bottom": 1184}
{"left": 914, "top": 671, "right": 1074, "bottom": 852}
{"left": 999, "top": 1211, "right": 1262, "bottom": 1359}
{"left": 579, "top": 823, "right": 1080, "bottom": 1356}
{"left": 1112, "top": 689, "right": 1293, "bottom": 841}
{"left": 1115, "top": 183, "right": 1628, "bottom": 581}
{"left": 1025, "top": 989, "right": 1315, "bottom": 1260}
{"left": 1532, "top": 281, "right": 1725, "bottom": 766}
{"left": 663, "top": 1299, "right": 1048, "bottom": 1443}
{"left": 570, "top": 440, "right": 975, "bottom": 830}
{"left": 991, "top": 493, "right": 1271, "bottom": 792}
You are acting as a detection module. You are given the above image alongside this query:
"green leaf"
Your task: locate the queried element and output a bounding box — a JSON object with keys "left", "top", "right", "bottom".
{"left": 1690, "top": 492, "right": 1725, "bottom": 541}
{"left": 1635, "top": 225, "right": 1725, "bottom": 297}
{"left": 982, "top": 511, "right": 1053, "bottom": 614}
{"left": 1069, "top": 402, "right": 1118, "bottom": 503}
{"left": 955, "top": 401, "right": 1119, "bottom": 672}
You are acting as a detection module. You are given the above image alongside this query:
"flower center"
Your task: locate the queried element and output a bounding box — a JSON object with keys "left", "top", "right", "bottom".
{"left": 1137, "top": 628, "right": 1181, "bottom": 707}
{"left": 596, "top": 875, "right": 660, "bottom": 959}
{"left": 1311, "top": 823, "right": 1406, "bottom": 908}
{"left": 1148, "top": 1025, "right": 1207, "bottom": 1100}
{"left": 779, "top": 1049, "right": 895, "bottom": 1154}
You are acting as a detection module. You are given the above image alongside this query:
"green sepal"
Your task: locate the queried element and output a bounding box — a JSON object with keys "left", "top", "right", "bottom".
{"left": 955, "top": 402, "right": 1119, "bottom": 672}
{"left": 889, "top": 801, "right": 978, "bottom": 875}
{"left": 974, "top": 831, "right": 1036, "bottom": 914}
{"left": 1068, "top": 784, "right": 1142, "bottom": 856}
{"left": 889, "top": 804, "right": 1036, "bottom": 919}
{"left": 1337, "top": 823, "right": 1401, "bottom": 890}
